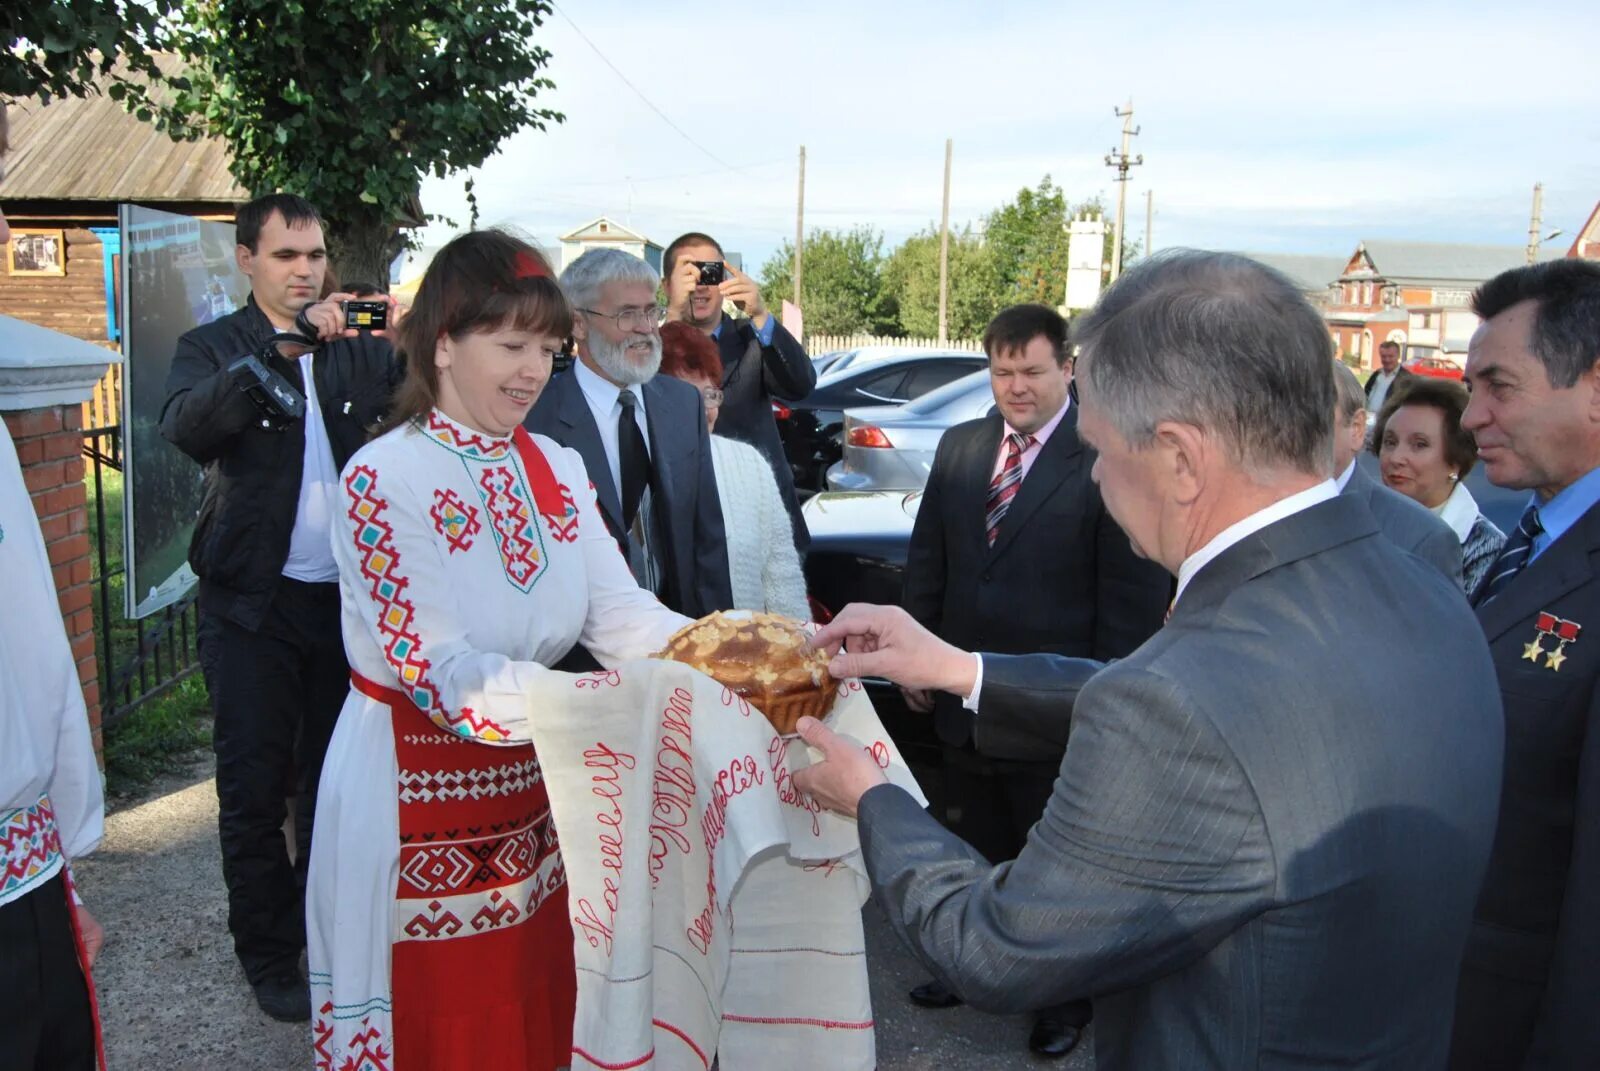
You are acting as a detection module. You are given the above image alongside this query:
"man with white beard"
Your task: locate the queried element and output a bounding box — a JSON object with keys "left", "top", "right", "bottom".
{"left": 527, "top": 249, "right": 732, "bottom": 651}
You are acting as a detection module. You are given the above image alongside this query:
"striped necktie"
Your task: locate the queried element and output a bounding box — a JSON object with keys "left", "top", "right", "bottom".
{"left": 985, "top": 432, "right": 1033, "bottom": 546}
{"left": 1474, "top": 502, "right": 1544, "bottom": 606}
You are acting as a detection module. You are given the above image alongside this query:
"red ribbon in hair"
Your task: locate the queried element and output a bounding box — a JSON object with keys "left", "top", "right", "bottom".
{"left": 513, "top": 251, "right": 548, "bottom": 279}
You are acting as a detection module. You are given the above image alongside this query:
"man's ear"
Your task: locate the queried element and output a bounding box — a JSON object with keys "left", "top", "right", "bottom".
{"left": 1586, "top": 356, "right": 1600, "bottom": 422}
{"left": 570, "top": 313, "right": 589, "bottom": 345}
{"left": 235, "top": 244, "right": 253, "bottom": 277}
{"left": 1156, "top": 421, "right": 1207, "bottom": 507}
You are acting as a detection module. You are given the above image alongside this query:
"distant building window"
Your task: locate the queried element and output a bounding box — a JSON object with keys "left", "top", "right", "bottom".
{"left": 1420, "top": 312, "right": 1432, "bottom": 328}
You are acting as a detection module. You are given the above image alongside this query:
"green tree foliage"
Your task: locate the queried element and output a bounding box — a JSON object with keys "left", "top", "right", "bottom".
{"left": 151, "top": 0, "right": 563, "bottom": 284}
{"left": 760, "top": 226, "right": 895, "bottom": 336}
{"left": 881, "top": 227, "right": 1003, "bottom": 341}
{"left": 1, "top": 1, "right": 172, "bottom": 101}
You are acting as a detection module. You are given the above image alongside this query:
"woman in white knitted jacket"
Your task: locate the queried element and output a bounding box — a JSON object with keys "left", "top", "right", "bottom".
{"left": 659, "top": 322, "right": 810, "bottom": 619}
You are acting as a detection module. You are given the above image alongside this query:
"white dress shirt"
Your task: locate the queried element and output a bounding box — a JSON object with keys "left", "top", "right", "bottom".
{"left": 573, "top": 357, "right": 651, "bottom": 496}
{"left": 1367, "top": 370, "right": 1399, "bottom": 414}
{"left": 964, "top": 479, "right": 1338, "bottom": 710}
{"left": 988, "top": 396, "right": 1072, "bottom": 486}
{"left": 281, "top": 352, "right": 342, "bottom": 582}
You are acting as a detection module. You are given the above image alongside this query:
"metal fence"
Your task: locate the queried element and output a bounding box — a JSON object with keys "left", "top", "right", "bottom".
{"left": 806, "top": 334, "right": 982, "bottom": 354}
{"left": 82, "top": 417, "right": 201, "bottom": 731}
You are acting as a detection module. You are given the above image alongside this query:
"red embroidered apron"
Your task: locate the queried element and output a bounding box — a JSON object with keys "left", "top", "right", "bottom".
{"left": 351, "top": 670, "right": 574, "bottom": 1069}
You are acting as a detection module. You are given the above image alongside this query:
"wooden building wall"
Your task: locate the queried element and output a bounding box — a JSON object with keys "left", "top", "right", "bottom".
{"left": 0, "top": 226, "right": 115, "bottom": 349}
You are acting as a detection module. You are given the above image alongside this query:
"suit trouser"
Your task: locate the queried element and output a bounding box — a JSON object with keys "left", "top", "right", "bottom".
{"left": 198, "top": 578, "right": 346, "bottom": 985}
{"left": 0, "top": 874, "right": 97, "bottom": 1070}
{"left": 943, "top": 744, "right": 1093, "bottom": 1029}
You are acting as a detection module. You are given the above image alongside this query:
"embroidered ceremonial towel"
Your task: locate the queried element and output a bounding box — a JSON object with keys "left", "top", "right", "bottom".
{"left": 525, "top": 661, "right": 924, "bottom": 1070}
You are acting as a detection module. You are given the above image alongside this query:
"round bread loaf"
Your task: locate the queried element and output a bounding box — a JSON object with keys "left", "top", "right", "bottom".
{"left": 656, "top": 610, "right": 837, "bottom": 734}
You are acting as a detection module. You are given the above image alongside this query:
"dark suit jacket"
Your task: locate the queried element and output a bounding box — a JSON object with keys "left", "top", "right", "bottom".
{"left": 1364, "top": 365, "right": 1415, "bottom": 398}
{"left": 901, "top": 409, "right": 1168, "bottom": 756}
{"left": 713, "top": 314, "right": 815, "bottom": 550}
{"left": 860, "top": 494, "right": 1504, "bottom": 1070}
{"left": 1342, "top": 463, "right": 1465, "bottom": 585}
{"left": 525, "top": 368, "right": 732, "bottom": 619}
{"left": 1451, "top": 499, "right": 1600, "bottom": 1071}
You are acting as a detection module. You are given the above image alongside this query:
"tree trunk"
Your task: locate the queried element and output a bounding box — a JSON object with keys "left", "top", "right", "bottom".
{"left": 327, "top": 216, "right": 404, "bottom": 294}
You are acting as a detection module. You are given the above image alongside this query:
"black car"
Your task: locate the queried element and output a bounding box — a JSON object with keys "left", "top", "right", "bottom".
{"left": 800, "top": 489, "right": 942, "bottom": 780}
{"left": 777, "top": 351, "right": 988, "bottom": 493}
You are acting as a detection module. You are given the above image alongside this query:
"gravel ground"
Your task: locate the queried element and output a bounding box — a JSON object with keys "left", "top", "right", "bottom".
{"left": 76, "top": 755, "right": 1090, "bottom": 1070}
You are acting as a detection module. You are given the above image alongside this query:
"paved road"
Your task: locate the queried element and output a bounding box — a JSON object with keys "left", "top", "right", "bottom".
{"left": 77, "top": 756, "right": 1091, "bottom": 1069}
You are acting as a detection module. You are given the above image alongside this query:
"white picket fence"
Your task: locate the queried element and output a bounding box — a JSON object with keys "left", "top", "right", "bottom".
{"left": 804, "top": 333, "right": 982, "bottom": 354}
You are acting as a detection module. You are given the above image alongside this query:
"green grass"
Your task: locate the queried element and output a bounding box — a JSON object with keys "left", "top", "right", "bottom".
{"left": 85, "top": 467, "right": 213, "bottom": 795}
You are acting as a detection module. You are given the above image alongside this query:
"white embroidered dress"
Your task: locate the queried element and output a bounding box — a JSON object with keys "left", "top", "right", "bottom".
{"left": 307, "top": 410, "right": 687, "bottom": 1070}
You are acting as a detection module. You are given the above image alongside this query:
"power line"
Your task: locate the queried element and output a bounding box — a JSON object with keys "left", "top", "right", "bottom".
{"left": 551, "top": 3, "right": 733, "bottom": 170}
{"left": 553, "top": 157, "right": 791, "bottom": 189}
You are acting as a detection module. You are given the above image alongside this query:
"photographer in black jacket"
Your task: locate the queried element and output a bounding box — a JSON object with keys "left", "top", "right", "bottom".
{"left": 159, "top": 193, "right": 399, "bottom": 1022}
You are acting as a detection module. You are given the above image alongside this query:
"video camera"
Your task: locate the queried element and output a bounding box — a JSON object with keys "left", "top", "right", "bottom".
{"left": 227, "top": 332, "right": 314, "bottom": 431}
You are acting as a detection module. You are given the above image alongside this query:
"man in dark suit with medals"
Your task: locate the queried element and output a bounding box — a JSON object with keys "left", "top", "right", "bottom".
{"left": 1450, "top": 258, "right": 1600, "bottom": 1071}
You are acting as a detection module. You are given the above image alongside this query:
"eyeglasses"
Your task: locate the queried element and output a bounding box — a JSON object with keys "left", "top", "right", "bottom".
{"left": 700, "top": 387, "right": 724, "bottom": 407}
{"left": 578, "top": 305, "right": 667, "bottom": 332}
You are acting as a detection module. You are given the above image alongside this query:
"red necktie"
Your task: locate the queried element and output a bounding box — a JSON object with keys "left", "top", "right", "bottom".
{"left": 985, "top": 432, "right": 1033, "bottom": 546}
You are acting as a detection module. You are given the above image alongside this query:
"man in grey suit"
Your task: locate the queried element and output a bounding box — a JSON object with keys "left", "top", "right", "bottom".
{"left": 1331, "top": 360, "right": 1464, "bottom": 584}
{"left": 796, "top": 251, "right": 1505, "bottom": 1070}
{"left": 526, "top": 249, "right": 732, "bottom": 630}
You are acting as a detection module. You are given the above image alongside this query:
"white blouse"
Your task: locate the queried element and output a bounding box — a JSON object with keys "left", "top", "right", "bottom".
{"left": 709, "top": 435, "right": 810, "bottom": 621}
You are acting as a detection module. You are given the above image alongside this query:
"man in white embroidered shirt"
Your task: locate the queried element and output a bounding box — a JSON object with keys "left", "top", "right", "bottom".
{"left": 794, "top": 251, "right": 1505, "bottom": 1070}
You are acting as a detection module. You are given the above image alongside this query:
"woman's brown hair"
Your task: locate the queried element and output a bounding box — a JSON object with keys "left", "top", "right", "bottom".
{"left": 377, "top": 229, "right": 572, "bottom": 435}
{"left": 1369, "top": 375, "right": 1479, "bottom": 477}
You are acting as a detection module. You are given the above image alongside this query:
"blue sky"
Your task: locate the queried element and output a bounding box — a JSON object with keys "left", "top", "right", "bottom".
{"left": 413, "top": 0, "right": 1600, "bottom": 280}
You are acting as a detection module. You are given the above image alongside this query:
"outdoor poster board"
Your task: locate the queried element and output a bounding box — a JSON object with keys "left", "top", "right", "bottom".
{"left": 119, "top": 204, "right": 251, "bottom": 617}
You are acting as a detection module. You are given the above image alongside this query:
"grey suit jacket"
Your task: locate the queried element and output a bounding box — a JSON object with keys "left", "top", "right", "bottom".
{"left": 1343, "top": 463, "right": 1464, "bottom": 586}
{"left": 859, "top": 494, "right": 1504, "bottom": 1071}
{"left": 525, "top": 369, "right": 733, "bottom": 618}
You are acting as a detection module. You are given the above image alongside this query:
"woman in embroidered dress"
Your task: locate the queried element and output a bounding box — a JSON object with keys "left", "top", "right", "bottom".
{"left": 307, "top": 230, "right": 690, "bottom": 1070}
{"left": 1373, "top": 376, "right": 1506, "bottom": 593}
{"left": 657, "top": 321, "right": 810, "bottom": 620}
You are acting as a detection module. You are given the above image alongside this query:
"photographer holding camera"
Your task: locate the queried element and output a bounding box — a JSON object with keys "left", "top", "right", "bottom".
{"left": 664, "top": 231, "right": 815, "bottom": 551}
{"left": 159, "top": 193, "right": 399, "bottom": 1023}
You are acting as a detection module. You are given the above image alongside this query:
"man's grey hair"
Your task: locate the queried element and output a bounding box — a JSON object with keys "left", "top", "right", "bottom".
{"left": 1332, "top": 361, "right": 1366, "bottom": 422}
{"left": 559, "top": 248, "right": 661, "bottom": 312}
{"left": 1074, "top": 249, "right": 1337, "bottom": 478}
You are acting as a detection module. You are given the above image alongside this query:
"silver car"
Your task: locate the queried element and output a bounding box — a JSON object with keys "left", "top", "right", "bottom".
{"left": 825, "top": 369, "right": 995, "bottom": 492}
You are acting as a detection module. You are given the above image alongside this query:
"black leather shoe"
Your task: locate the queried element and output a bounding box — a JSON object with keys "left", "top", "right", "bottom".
{"left": 1028, "top": 1017, "right": 1082, "bottom": 1059}
{"left": 908, "top": 978, "right": 964, "bottom": 1009}
{"left": 253, "top": 972, "right": 311, "bottom": 1022}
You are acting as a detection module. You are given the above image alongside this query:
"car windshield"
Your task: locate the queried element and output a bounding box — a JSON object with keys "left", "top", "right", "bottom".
{"left": 899, "top": 368, "right": 989, "bottom": 415}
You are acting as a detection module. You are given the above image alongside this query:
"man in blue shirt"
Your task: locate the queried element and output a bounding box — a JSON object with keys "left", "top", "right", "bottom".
{"left": 1452, "top": 258, "right": 1600, "bottom": 1071}
{"left": 663, "top": 232, "right": 814, "bottom": 552}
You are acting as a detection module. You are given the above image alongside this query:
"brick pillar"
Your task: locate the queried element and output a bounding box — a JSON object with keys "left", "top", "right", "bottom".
{"left": 4, "top": 404, "right": 102, "bottom": 762}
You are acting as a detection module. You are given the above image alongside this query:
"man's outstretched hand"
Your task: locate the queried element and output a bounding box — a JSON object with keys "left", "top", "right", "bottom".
{"left": 809, "top": 604, "right": 978, "bottom": 698}
{"left": 792, "top": 716, "right": 888, "bottom": 819}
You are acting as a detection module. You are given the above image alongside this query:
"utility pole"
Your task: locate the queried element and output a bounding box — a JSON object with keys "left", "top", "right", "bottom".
{"left": 794, "top": 145, "right": 806, "bottom": 308}
{"left": 1526, "top": 182, "right": 1544, "bottom": 265}
{"left": 1104, "top": 100, "right": 1143, "bottom": 284}
{"left": 938, "top": 138, "right": 952, "bottom": 344}
{"left": 1144, "top": 188, "right": 1154, "bottom": 259}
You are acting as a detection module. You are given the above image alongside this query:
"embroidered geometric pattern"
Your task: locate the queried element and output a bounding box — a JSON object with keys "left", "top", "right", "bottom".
{"left": 543, "top": 483, "right": 580, "bottom": 543}
{"left": 344, "top": 465, "right": 510, "bottom": 742}
{"left": 395, "top": 853, "right": 567, "bottom": 943}
{"left": 420, "top": 410, "right": 511, "bottom": 459}
{"left": 428, "top": 488, "right": 482, "bottom": 554}
{"left": 476, "top": 465, "right": 547, "bottom": 593}
{"left": 312, "top": 1000, "right": 393, "bottom": 1071}
{"left": 397, "top": 813, "right": 556, "bottom": 896}
{"left": 398, "top": 757, "right": 543, "bottom": 804}
{"left": 1, "top": 794, "right": 64, "bottom": 903}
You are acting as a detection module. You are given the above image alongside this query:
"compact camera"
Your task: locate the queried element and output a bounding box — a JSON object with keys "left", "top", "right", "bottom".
{"left": 344, "top": 299, "right": 388, "bottom": 331}
{"left": 694, "top": 260, "right": 726, "bottom": 286}
{"left": 228, "top": 334, "right": 311, "bottom": 430}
